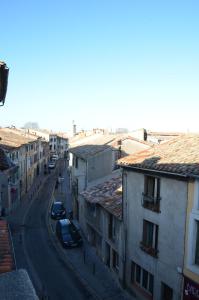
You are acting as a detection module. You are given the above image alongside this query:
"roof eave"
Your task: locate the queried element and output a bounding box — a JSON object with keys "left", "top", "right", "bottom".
{"left": 120, "top": 164, "right": 193, "bottom": 181}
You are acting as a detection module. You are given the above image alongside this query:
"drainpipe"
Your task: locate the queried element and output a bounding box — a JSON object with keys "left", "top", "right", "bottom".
{"left": 25, "top": 152, "right": 28, "bottom": 193}
{"left": 180, "top": 181, "right": 190, "bottom": 299}
{"left": 122, "top": 171, "right": 128, "bottom": 288}
{"left": 85, "top": 159, "right": 88, "bottom": 190}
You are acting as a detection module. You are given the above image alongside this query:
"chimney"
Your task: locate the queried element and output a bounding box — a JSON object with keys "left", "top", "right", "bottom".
{"left": 72, "top": 120, "right": 76, "bottom": 136}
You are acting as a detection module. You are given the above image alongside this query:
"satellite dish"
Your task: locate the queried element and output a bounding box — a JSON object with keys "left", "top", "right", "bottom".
{"left": 0, "top": 61, "right": 9, "bottom": 106}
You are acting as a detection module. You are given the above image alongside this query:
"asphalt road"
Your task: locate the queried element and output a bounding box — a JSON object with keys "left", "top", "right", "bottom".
{"left": 23, "top": 172, "right": 94, "bottom": 300}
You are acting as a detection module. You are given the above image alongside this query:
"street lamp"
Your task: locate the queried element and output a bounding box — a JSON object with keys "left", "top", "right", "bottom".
{"left": 0, "top": 61, "right": 9, "bottom": 106}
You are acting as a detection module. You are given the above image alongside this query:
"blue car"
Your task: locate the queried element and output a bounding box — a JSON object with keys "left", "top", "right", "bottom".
{"left": 51, "top": 201, "right": 66, "bottom": 220}
{"left": 56, "top": 219, "right": 82, "bottom": 248}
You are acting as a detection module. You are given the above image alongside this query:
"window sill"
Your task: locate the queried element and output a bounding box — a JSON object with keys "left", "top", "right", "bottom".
{"left": 140, "top": 242, "right": 158, "bottom": 258}
{"left": 142, "top": 202, "right": 161, "bottom": 213}
{"left": 186, "top": 263, "right": 199, "bottom": 276}
{"left": 131, "top": 282, "right": 153, "bottom": 300}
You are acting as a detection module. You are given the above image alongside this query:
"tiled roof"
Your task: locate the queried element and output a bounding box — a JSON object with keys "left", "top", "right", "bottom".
{"left": 0, "top": 269, "right": 38, "bottom": 299}
{"left": 69, "top": 133, "right": 152, "bottom": 158}
{"left": 69, "top": 134, "right": 125, "bottom": 158}
{"left": 0, "top": 220, "right": 15, "bottom": 274}
{"left": 0, "top": 128, "right": 36, "bottom": 148}
{"left": 70, "top": 134, "right": 117, "bottom": 147}
{"left": 81, "top": 176, "right": 122, "bottom": 219}
{"left": 70, "top": 144, "right": 111, "bottom": 158}
{"left": 118, "top": 134, "right": 199, "bottom": 177}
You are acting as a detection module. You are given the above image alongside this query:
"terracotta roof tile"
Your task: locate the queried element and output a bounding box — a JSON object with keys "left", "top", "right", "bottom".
{"left": 81, "top": 176, "right": 122, "bottom": 219}
{"left": 0, "top": 128, "right": 36, "bottom": 149}
{"left": 118, "top": 134, "right": 199, "bottom": 177}
{"left": 0, "top": 220, "right": 15, "bottom": 274}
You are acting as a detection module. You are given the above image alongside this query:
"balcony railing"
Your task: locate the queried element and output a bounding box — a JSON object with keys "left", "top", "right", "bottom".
{"left": 141, "top": 193, "right": 161, "bottom": 213}
{"left": 140, "top": 241, "right": 158, "bottom": 258}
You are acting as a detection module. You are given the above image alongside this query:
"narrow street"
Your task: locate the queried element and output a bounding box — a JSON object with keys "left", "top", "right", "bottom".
{"left": 20, "top": 169, "right": 94, "bottom": 300}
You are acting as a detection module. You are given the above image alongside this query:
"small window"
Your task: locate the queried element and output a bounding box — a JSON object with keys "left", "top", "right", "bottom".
{"left": 108, "top": 214, "right": 116, "bottom": 240}
{"left": 141, "top": 220, "right": 159, "bottom": 257}
{"left": 135, "top": 265, "right": 141, "bottom": 284}
{"left": 112, "top": 249, "right": 119, "bottom": 272}
{"left": 131, "top": 262, "right": 154, "bottom": 296}
{"left": 161, "top": 282, "right": 173, "bottom": 300}
{"left": 75, "top": 156, "right": 78, "bottom": 168}
{"left": 142, "top": 176, "right": 161, "bottom": 212}
{"left": 195, "top": 220, "right": 199, "bottom": 265}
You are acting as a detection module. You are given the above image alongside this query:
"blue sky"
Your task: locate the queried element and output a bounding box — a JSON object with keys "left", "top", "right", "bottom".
{"left": 1, "top": 0, "right": 198, "bottom": 132}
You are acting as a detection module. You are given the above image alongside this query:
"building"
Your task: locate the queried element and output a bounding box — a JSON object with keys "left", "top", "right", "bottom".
{"left": 80, "top": 172, "right": 124, "bottom": 285}
{"left": 119, "top": 134, "right": 199, "bottom": 300}
{"left": 0, "top": 127, "right": 49, "bottom": 213}
{"left": 69, "top": 133, "right": 151, "bottom": 220}
{"left": 49, "top": 133, "right": 68, "bottom": 159}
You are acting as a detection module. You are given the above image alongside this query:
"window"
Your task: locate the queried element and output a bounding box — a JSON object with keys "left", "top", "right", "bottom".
{"left": 140, "top": 220, "right": 159, "bottom": 257}
{"left": 108, "top": 214, "right": 116, "bottom": 240}
{"left": 195, "top": 220, "right": 199, "bottom": 265}
{"left": 75, "top": 156, "right": 78, "bottom": 168}
{"left": 131, "top": 262, "right": 154, "bottom": 296}
{"left": 11, "top": 153, "right": 15, "bottom": 161}
{"left": 117, "top": 140, "right": 122, "bottom": 146}
{"left": 142, "top": 176, "right": 161, "bottom": 212}
{"left": 112, "top": 249, "right": 119, "bottom": 272}
{"left": 87, "top": 202, "right": 96, "bottom": 217}
{"left": 161, "top": 282, "right": 173, "bottom": 300}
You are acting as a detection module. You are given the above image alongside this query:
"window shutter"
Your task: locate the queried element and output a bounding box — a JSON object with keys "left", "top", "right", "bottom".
{"left": 156, "top": 178, "right": 160, "bottom": 199}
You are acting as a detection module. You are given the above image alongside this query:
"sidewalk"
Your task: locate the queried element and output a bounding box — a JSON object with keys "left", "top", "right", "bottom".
{"left": 6, "top": 172, "right": 50, "bottom": 278}
{"left": 50, "top": 171, "right": 135, "bottom": 300}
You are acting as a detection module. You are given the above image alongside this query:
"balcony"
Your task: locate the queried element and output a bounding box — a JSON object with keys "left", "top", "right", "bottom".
{"left": 140, "top": 241, "right": 158, "bottom": 258}
{"left": 142, "top": 193, "right": 161, "bottom": 213}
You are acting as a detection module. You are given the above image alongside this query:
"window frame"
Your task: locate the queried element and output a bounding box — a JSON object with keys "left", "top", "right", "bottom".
{"left": 161, "top": 282, "right": 173, "bottom": 300}
{"left": 108, "top": 214, "right": 116, "bottom": 241}
{"left": 112, "top": 249, "right": 119, "bottom": 272}
{"left": 140, "top": 219, "right": 159, "bottom": 257}
{"left": 142, "top": 175, "right": 161, "bottom": 212}
{"left": 131, "top": 262, "right": 154, "bottom": 296}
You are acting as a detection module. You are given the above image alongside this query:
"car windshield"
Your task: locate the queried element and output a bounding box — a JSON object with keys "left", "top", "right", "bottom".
{"left": 53, "top": 203, "right": 64, "bottom": 212}
{"left": 61, "top": 224, "right": 70, "bottom": 235}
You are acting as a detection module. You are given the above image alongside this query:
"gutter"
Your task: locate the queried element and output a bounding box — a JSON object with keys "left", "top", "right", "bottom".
{"left": 120, "top": 165, "right": 195, "bottom": 181}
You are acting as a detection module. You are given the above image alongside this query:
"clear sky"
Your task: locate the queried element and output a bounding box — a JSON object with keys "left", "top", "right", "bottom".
{"left": 1, "top": 0, "right": 198, "bottom": 133}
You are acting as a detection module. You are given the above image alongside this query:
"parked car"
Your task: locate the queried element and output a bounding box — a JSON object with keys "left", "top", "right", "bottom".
{"left": 51, "top": 201, "right": 66, "bottom": 219}
{"left": 52, "top": 154, "right": 59, "bottom": 161}
{"left": 56, "top": 219, "right": 82, "bottom": 248}
{"left": 48, "top": 161, "right": 56, "bottom": 169}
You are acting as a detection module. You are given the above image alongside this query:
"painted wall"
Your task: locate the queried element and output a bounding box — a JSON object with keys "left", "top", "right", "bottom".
{"left": 87, "top": 149, "right": 113, "bottom": 182}
{"left": 123, "top": 169, "right": 187, "bottom": 300}
{"left": 184, "top": 180, "right": 199, "bottom": 284}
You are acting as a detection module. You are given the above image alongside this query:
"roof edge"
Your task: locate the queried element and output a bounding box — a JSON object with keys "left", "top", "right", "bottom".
{"left": 121, "top": 165, "right": 192, "bottom": 181}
